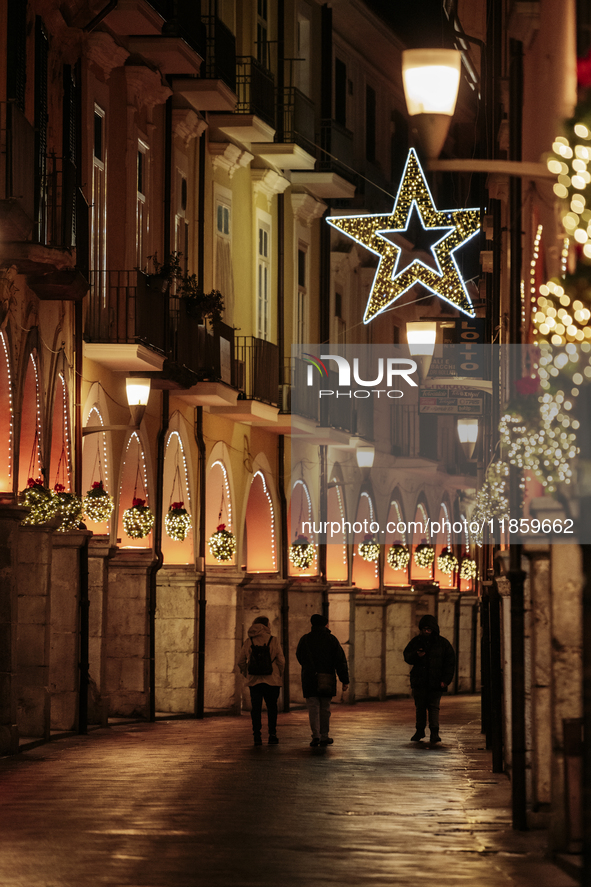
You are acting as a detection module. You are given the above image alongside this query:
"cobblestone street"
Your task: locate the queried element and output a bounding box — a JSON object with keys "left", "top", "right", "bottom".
{"left": 0, "top": 696, "right": 578, "bottom": 887}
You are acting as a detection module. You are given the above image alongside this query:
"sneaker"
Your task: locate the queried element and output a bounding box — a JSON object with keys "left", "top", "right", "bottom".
{"left": 319, "top": 737, "right": 334, "bottom": 746}
{"left": 411, "top": 731, "right": 425, "bottom": 742}
{"left": 310, "top": 738, "right": 320, "bottom": 747}
{"left": 268, "top": 735, "right": 279, "bottom": 744}
{"left": 253, "top": 735, "right": 263, "bottom": 746}
{"left": 430, "top": 733, "right": 441, "bottom": 744}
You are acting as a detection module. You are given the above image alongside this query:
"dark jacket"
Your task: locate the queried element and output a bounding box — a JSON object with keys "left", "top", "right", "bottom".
{"left": 296, "top": 627, "right": 350, "bottom": 698}
{"left": 403, "top": 618, "right": 455, "bottom": 692}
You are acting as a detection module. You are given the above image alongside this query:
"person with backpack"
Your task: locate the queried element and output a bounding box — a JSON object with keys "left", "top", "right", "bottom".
{"left": 237, "top": 616, "right": 285, "bottom": 746}
{"left": 296, "top": 614, "right": 349, "bottom": 747}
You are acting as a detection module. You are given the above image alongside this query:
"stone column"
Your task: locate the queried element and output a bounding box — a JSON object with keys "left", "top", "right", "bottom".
{"left": 458, "top": 595, "right": 478, "bottom": 692}
{"left": 354, "top": 595, "right": 385, "bottom": 700}
{"left": 87, "top": 536, "right": 115, "bottom": 725}
{"left": 328, "top": 588, "right": 354, "bottom": 704}
{"left": 384, "top": 589, "right": 417, "bottom": 696}
{"left": 155, "top": 565, "right": 199, "bottom": 714}
{"left": 0, "top": 505, "right": 28, "bottom": 754}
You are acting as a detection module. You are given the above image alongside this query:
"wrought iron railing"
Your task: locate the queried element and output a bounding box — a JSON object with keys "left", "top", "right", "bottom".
{"left": 235, "top": 336, "right": 279, "bottom": 405}
{"left": 173, "top": 307, "right": 235, "bottom": 384}
{"left": 38, "top": 154, "right": 76, "bottom": 249}
{"left": 85, "top": 270, "right": 167, "bottom": 355}
{"left": 279, "top": 87, "right": 315, "bottom": 150}
{"left": 236, "top": 57, "right": 275, "bottom": 128}
{"left": 0, "top": 101, "right": 35, "bottom": 228}
{"left": 202, "top": 15, "right": 236, "bottom": 91}
{"left": 319, "top": 118, "right": 356, "bottom": 183}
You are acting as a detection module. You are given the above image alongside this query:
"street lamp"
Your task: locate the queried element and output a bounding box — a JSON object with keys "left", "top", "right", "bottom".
{"left": 356, "top": 445, "right": 375, "bottom": 470}
{"left": 83, "top": 377, "right": 151, "bottom": 435}
{"left": 406, "top": 320, "right": 437, "bottom": 381}
{"left": 402, "top": 48, "right": 462, "bottom": 159}
{"left": 457, "top": 417, "right": 479, "bottom": 459}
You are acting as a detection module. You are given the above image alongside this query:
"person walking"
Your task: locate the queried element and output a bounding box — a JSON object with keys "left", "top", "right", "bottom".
{"left": 237, "top": 616, "right": 285, "bottom": 746}
{"left": 296, "top": 614, "right": 349, "bottom": 747}
{"left": 403, "top": 614, "right": 455, "bottom": 744}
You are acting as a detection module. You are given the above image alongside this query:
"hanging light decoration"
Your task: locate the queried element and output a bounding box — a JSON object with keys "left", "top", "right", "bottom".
{"left": 460, "top": 556, "right": 477, "bottom": 581}
{"left": 83, "top": 480, "right": 114, "bottom": 523}
{"left": 414, "top": 540, "right": 435, "bottom": 568}
{"left": 437, "top": 547, "right": 458, "bottom": 575}
{"left": 165, "top": 501, "right": 192, "bottom": 542}
{"left": 387, "top": 542, "right": 410, "bottom": 571}
{"left": 53, "top": 485, "right": 85, "bottom": 532}
{"left": 358, "top": 534, "right": 380, "bottom": 562}
{"left": 208, "top": 522, "right": 236, "bottom": 562}
{"left": 122, "top": 497, "right": 155, "bottom": 539}
{"left": 289, "top": 533, "right": 315, "bottom": 570}
{"left": 20, "top": 477, "right": 59, "bottom": 525}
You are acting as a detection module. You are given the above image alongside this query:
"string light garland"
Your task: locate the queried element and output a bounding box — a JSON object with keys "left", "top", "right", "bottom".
{"left": 460, "top": 556, "right": 477, "bottom": 581}
{"left": 122, "top": 497, "right": 155, "bottom": 539}
{"left": 289, "top": 534, "right": 315, "bottom": 570}
{"left": 358, "top": 534, "right": 380, "bottom": 562}
{"left": 53, "top": 485, "right": 85, "bottom": 532}
{"left": 437, "top": 547, "right": 458, "bottom": 575}
{"left": 414, "top": 541, "right": 435, "bottom": 569}
{"left": 20, "top": 477, "right": 58, "bottom": 525}
{"left": 208, "top": 522, "right": 236, "bottom": 562}
{"left": 327, "top": 148, "right": 480, "bottom": 321}
{"left": 1, "top": 333, "right": 13, "bottom": 486}
{"left": 83, "top": 480, "right": 114, "bottom": 523}
{"left": 387, "top": 542, "right": 410, "bottom": 571}
{"left": 165, "top": 501, "right": 192, "bottom": 542}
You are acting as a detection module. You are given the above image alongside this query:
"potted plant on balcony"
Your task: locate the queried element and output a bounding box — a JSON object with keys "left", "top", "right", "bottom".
{"left": 146, "top": 252, "right": 224, "bottom": 323}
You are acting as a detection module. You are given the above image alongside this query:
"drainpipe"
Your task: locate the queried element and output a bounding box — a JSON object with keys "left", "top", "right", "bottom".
{"left": 78, "top": 535, "right": 90, "bottom": 734}
{"left": 149, "top": 390, "right": 168, "bottom": 722}
{"left": 195, "top": 406, "right": 206, "bottom": 718}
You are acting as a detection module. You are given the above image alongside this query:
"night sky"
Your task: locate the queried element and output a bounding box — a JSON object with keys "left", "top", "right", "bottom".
{"left": 366, "top": 0, "right": 457, "bottom": 48}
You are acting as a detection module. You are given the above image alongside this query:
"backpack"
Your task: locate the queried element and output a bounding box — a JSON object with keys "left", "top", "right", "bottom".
{"left": 248, "top": 638, "right": 273, "bottom": 675}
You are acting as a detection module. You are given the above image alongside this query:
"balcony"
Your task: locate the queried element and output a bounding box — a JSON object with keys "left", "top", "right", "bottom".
{"left": 251, "top": 88, "right": 315, "bottom": 170}
{"left": 173, "top": 14, "right": 237, "bottom": 112}
{"left": 209, "top": 336, "right": 279, "bottom": 425}
{"left": 84, "top": 270, "right": 167, "bottom": 372}
{"left": 291, "top": 118, "right": 357, "bottom": 200}
{"left": 0, "top": 102, "right": 35, "bottom": 240}
{"left": 212, "top": 57, "right": 275, "bottom": 144}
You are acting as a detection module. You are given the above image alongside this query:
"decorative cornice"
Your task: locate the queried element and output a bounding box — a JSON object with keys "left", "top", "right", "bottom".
{"left": 124, "top": 65, "right": 172, "bottom": 111}
{"left": 291, "top": 192, "right": 327, "bottom": 227}
{"left": 172, "top": 108, "right": 207, "bottom": 145}
{"left": 209, "top": 142, "right": 254, "bottom": 178}
{"left": 85, "top": 32, "right": 129, "bottom": 79}
{"left": 251, "top": 168, "right": 289, "bottom": 208}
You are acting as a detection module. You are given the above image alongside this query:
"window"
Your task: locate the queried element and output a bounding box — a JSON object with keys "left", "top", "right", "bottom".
{"left": 296, "top": 6, "right": 311, "bottom": 96}
{"left": 136, "top": 140, "right": 149, "bottom": 268}
{"left": 7, "top": 0, "right": 27, "bottom": 111}
{"left": 217, "top": 203, "right": 230, "bottom": 236}
{"left": 366, "top": 84, "right": 376, "bottom": 163}
{"left": 296, "top": 246, "right": 308, "bottom": 344}
{"left": 214, "top": 189, "right": 233, "bottom": 319}
{"left": 335, "top": 58, "right": 347, "bottom": 127}
{"left": 91, "top": 106, "right": 107, "bottom": 302}
{"left": 257, "top": 223, "right": 271, "bottom": 340}
{"left": 174, "top": 169, "right": 189, "bottom": 263}
{"left": 257, "top": 0, "right": 268, "bottom": 66}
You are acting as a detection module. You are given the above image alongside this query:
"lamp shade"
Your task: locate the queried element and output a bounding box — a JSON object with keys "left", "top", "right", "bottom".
{"left": 457, "top": 418, "right": 479, "bottom": 459}
{"left": 406, "top": 321, "right": 437, "bottom": 356}
{"left": 356, "top": 446, "right": 375, "bottom": 469}
{"left": 126, "top": 377, "right": 151, "bottom": 426}
{"left": 402, "top": 49, "right": 462, "bottom": 117}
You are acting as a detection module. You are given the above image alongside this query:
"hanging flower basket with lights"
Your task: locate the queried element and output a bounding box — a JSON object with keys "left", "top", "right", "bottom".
{"left": 289, "top": 534, "right": 315, "bottom": 570}
{"left": 165, "top": 501, "right": 192, "bottom": 542}
{"left": 122, "top": 498, "right": 155, "bottom": 539}
{"left": 358, "top": 534, "right": 380, "bottom": 562}
{"left": 414, "top": 541, "right": 435, "bottom": 569}
{"left": 83, "top": 481, "right": 114, "bottom": 524}
{"left": 20, "top": 478, "right": 59, "bottom": 525}
{"left": 387, "top": 542, "right": 410, "bottom": 571}
{"left": 53, "top": 485, "right": 85, "bottom": 532}
{"left": 208, "top": 523, "right": 236, "bottom": 562}
{"left": 460, "top": 556, "right": 477, "bottom": 581}
{"left": 437, "top": 547, "right": 458, "bottom": 575}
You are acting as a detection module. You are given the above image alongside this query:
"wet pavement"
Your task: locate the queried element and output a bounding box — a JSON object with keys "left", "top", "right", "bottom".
{"left": 0, "top": 695, "right": 579, "bottom": 887}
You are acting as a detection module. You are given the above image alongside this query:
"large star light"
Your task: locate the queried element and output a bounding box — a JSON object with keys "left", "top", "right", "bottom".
{"left": 327, "top": 149, "right": 480, "bottom": 321}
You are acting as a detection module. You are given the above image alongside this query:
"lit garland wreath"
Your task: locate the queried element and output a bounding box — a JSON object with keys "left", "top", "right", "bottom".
{"left": 20, "top": 478, "right": 59, "bottom": 525}
{"left": 358, "top": 534, "right": 380, "bottom": 562}
{"left": 387, "top": 542, "right": 410, "bottom": 571}
{"left": 83, "top": 481, "right": 114, "bottom": 523}
{"left": 437, "top": 547, "right": 458, "bottom": 575}
{"left": 165, "top": 501, "right": 192, "bottom": 542}
{"left": 289, "top": 534, "right": 315, "bottom": 570}
{"left": 53, "top": 485, "right": 85, "bottom": 532}
{"left": 460, "top": 557, "right": 477, "bottom": 581}
{"left": 122, "top": 497, "right": 155, "bottom": 539}
{"left": 414, "top": 541, "right": 435, "bottom": 569}
{"left": 208, "top": 522, "right": 236, "bottom": 562}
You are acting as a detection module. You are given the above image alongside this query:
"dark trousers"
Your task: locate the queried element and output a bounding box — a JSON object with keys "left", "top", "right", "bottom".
{"left": 249, "top": 684, "right": 280, "bottom": 736}
{"left": 412, "top": 688, "right": 442, "bottom": 734}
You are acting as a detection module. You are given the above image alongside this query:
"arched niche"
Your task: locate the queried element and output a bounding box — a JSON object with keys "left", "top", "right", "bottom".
{"left": 288, "top": 478, "right": 317, "bottom": 577}
{"left": 352, "top": 488, "right": 379, "bottom": 591}
{"left": 459, "top": 512, "right": 474, "bottom": 593}
{"left": 384, "top": 495, "right": 409, "bottom": 586}
{"left": 82, "top": 385, "right": 115, "bottom": 536}
{"left": 117, "top": 431, "right": 152, "bottom": 549}
{"left": 49, "top": 372, "right": 72, "bottom": 491}
{"left": 0, "top": 331, "right": 13, "bottom": 493}
{"left": 206, "top": 457, "right": 236, "bottom": 566}
{"left": 434, "top": 501, "right": 455, "bottom": 588}
{"left": 327, "top": 462, "right": 348, "bottom": 583}
{"left": 162, "top": 429, "right": 194, "bottom": 565}
{"left": 410, "top": 500, "right": 433, "bottom": 582}
{"left": 18, "top": 351, "right": 43, "bottom": 491}
{"left": 244, "top": 469, "right": 277, "bottom": 573}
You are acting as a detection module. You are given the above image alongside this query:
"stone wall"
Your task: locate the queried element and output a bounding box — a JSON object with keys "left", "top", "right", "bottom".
{"left": 0, "top": 505, "right": 28, "bottom": 754}
{"left": 155, "top": 567, "right": 198, "bottom": 714}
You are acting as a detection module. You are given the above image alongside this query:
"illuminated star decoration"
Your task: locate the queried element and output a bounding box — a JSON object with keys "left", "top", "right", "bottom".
{"left": 327, "top": 148, "right": 480, "bottom": 321}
